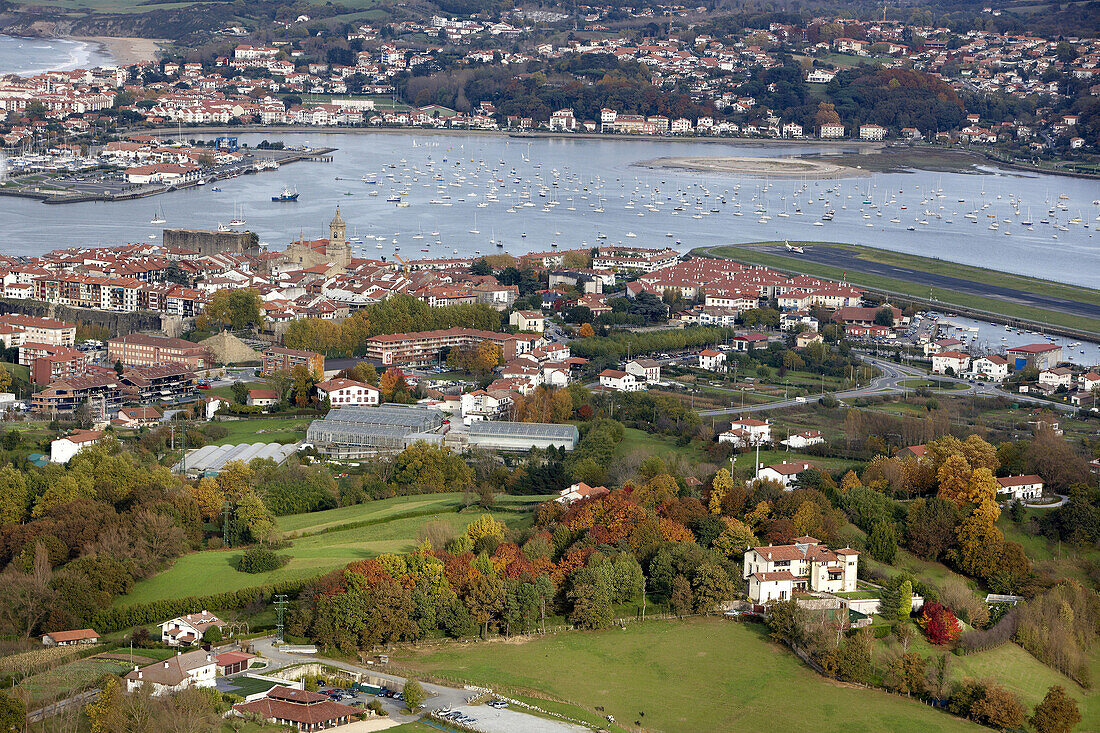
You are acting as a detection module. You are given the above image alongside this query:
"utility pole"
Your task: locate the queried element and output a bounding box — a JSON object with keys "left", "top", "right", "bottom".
{"left": 274, "top": 594, "right": 289, "bottom": 644}
{"left": 222, "top": 499, "right": 231, "bottom": 548}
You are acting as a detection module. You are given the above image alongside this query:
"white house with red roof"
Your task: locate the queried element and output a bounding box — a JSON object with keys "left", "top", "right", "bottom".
{"left": 42, "top": 628, "right": 99, "bottom": 646}
{"left": 698, "top": 348, "right": 726, "bottom": 370}
{"left": 719, "top": 418, "right": 772, "bottom": 448}
{"left": 743, "top": 536, "right": 858, "bottom": 603}
{"left": 161, "top": 610, "right": 226, "bottom": 646}
{"left": 931, "top": 350, "right": 971, "bottom": 375}
{"left": 599, "top": 369, "right": 643, "bottom": 391}
{"left": 1080, "top": 372, "right": 1100, "bottom": 394}
{"left": 754, "top": 461, "right": 815, "bottom": 490}
{"left": 315, "top": 378, "right": 380, "bottom": 407}
{"left": 50, "top": 429, "right": 103, "bottom": 464}
{"left": 556, "top": 482, "right": 610, "bottom": 505}
{"left": 971, "top": 355, "right": 1009, "bottom": 381}
{"left": 996, "top": 475, "right": 1043, "bottom": 501}
{"left": 781, "top": 430, "right": 825, "bottom": 450}
{"left": 1038, "top": 366, "right": 1074, "bottom": 390}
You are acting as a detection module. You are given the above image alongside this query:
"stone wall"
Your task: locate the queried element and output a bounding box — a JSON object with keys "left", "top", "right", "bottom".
{"left": 0, "top": 299, "right": 171, "bottom": 337}
{"left": 162, "top": 228, "right": 258, "bottom": 256}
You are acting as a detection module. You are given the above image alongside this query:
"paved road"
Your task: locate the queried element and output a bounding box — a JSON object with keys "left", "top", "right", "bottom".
{"left": 719, "top": 244, "right": 1100, "bottom": 321}
{"left": 699, "top": 354, "right": 1078, "bottom": 417}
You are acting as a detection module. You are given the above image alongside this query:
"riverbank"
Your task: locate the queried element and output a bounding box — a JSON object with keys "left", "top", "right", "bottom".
{"left": 134, "top": 124, "right": 886, "bottom": 148}
{"left": 638, "top": 155, "right": 869, "bottom": 179}
{"left": 695, "top": 242, "right": 1100, "bottom": 338}
{"left": 68, "top": 35, "right": 163, "bottom": 65}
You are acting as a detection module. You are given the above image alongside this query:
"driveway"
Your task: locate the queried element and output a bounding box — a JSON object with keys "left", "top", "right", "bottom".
{"left": 250, "top": 637, "right": 475, "bottom": 723}
{"left": 441, "top": 705, "right": 591, "bottom": 733}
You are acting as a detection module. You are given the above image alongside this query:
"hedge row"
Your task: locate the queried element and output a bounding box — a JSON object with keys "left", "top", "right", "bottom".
{"left": 91, "top": 576, "right": 320, "bottom": 633}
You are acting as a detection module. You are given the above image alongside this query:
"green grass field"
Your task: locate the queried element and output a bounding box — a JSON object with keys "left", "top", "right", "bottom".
{"left": 119, "top": 493, "right": 550, "bottom": 605}
{"left": 207, "top": 417, "right": 313, "bottom": 446}
{"left": 394, "top": 617, "right": 980, "bottom": 731}
{"left": 697, "top": 243, "right": 1100, "bottom": 335}
{"left": 900, "top": 624, "right": 1096, "bottom": 730}
{"left": 614, "top": 427, "right": 707, "bottom": 465}
{"left": 732, "top": 448, "right": 858, "bottom": 473}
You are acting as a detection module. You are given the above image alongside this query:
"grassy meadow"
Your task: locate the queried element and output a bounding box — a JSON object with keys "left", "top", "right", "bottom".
{"left": 393, "top": 617, "right": 981, "bottom": 732}
{"left": 118, "top": 493, "right": 551, "bottom": 606}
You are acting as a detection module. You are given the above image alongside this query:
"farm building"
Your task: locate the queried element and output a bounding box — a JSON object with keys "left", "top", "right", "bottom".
{"left": 306, "top": 404, "right": 444, "bottom": 457}
{"left": 465, "top": 421, "right": 579, "bottom": 451}
{"left": 174, "top": 442, "right": 299, "bottom": 477}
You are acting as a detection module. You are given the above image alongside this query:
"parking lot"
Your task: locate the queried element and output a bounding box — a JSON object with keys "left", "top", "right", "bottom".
{"left": 436, "top": 703, "right": 591, "bottom": 733}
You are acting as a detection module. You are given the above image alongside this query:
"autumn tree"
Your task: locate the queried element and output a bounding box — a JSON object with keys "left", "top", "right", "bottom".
{"left": 379, "top": 367, "right": 411, "bottom": 403}
{"left": 708, "top": 468, "right": 735, "bottom": 514}
{"left": 197, "top": 288, "right": 263, "bottom": 331}
{"left": 920, "top": 602, "right": 960, "bottom": 645}
{"left": 291, "top": 364, "right": 318, "bottom": 407}
{"left": 447, "top": 339, "right": 503, "bottom": 376}
{"left": 1030, "top": 685, "right": 1082, "bottom": 733}
{"left": 578, "top": 322, "right": 595, "bottom": 338}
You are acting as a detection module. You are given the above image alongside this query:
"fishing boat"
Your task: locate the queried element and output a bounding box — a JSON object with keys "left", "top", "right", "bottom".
{"left": 272, "top": 187, "right": 299, "bottom": 202}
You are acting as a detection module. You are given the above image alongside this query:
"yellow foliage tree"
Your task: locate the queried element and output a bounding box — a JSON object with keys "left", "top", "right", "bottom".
{"left": 709, "top": 468, "right": 734, "bottom": 514}
{"left": 578, "top": 323, "right": 595, "bottom": 338}
{"left": 840, "top": 470, "right": 862, "bottom": 492}
{"left": 713, "top": 518, "right": 757, "bottom": 559}
{"left": 191, "top": 476, "right": 225, "bottom": 521}
{"left": 936, "top": 454, "right": 972, "bottom": 504}
{"left": 465, "top": 514, "right": 506, "bottom": 545}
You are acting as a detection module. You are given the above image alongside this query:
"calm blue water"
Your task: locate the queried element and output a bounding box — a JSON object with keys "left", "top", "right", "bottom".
{"left": 0, "top": 34, "right": 113, "bottom": 76}
{"left": 2, "top": 131, "right": 1099, "bottom": 287}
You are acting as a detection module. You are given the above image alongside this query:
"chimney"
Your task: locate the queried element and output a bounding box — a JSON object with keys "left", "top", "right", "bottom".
{"left": 138, "top": 671, "right": 143, "bottom": 679}
{"left": 164, "top": 662, "right": 169, "bottom": 668}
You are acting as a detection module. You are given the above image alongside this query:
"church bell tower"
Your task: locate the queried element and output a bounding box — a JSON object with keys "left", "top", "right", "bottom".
{"left": 326, "top": 206, "right": 350, "bottom": 267}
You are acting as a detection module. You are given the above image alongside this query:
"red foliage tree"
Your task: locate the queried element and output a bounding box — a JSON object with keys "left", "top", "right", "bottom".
{"left": 921, "top": 602, "right": 961, "bottom": 645}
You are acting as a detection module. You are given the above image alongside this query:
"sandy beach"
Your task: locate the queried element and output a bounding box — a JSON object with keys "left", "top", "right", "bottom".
{"left": 637, "top": 155, "right": 870, "bottom": 179}
{"left": 70, "top": 36, "right": 164, "bottom": 65}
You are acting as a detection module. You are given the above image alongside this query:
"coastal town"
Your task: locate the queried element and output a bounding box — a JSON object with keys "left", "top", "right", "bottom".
{"left": 0, "top": 12, "right": 1097, "bottom": 161}
{"left": 0, "top": 219, "right": 1095, "bottom": 730}
{"left": 0, "top": 0, "right": 1097, "bottom": 729}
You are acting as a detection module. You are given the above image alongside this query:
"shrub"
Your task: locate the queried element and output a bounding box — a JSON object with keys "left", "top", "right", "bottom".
{"left": 367, "top": 699, "right": 387, "bottom": 716}
{"left": 237, "top": 547, "right": 289, "bottom": 574}
{"left": 958, "top": 608, "right": 1017, "bottom": 654}
{"left": 936, "top": 576, "right": 990, "bottom": 628}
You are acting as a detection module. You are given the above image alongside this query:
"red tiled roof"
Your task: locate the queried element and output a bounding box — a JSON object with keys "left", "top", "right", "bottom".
{"left": 996, "top": 474, "right": 1043, "bottom": 487}
{"left": 44, "top": 629, "right": 98, "bottom": 643}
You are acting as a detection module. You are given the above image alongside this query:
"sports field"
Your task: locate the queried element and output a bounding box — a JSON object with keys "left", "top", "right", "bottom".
{"left": 394, "top": 617, "right": 980, "bottom": 732}
{"left": 118, "top": 493, "right": 550, "bottom": 605}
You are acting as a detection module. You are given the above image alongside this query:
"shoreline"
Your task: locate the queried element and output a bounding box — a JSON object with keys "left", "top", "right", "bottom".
{"left": 67, "top": 36, "right": 164, "bottom": 66}
{"left": 636, "top": 155, "right": 870, "bottom": 179}
{"left": 132, "top": 126, "right": 1099, "bottom": 180}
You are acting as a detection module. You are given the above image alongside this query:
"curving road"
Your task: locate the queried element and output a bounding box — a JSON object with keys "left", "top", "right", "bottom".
{"left": 698, "top": 354, "right": 1078, "bottom": 417}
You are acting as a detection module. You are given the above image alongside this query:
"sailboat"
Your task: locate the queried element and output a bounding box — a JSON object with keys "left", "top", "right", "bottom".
{"left": 228, "top": 203, "right": 246, "bottom": 227}
{"left": 149, "top": 207, "right": 166, "bottom": 225}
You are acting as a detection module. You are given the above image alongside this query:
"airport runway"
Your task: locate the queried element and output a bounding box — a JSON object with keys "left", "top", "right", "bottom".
{"left": 743, "top": 245, "right": 1100, "bottom": 321}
